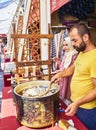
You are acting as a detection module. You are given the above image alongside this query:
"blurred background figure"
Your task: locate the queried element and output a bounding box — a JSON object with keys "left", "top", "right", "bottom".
{"left": 0, "top": 38, "right": 5, "bottom": 71}
{"left": 0, "top": 38, "right": 5, "bottom": 115}
{"left": 53, "top": 36, "right": 78, "bottom": 105}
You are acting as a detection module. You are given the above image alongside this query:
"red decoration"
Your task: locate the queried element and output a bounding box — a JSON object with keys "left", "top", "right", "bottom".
{"left": 50, "top": 0, "right": 70, "bottom": 13}
{"left": 0, "top": 34, "right": 6, "bottom": 38}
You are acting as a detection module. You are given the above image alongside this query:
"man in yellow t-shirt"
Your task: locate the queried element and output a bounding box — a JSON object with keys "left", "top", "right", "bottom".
{"left": 51, "top": 23, "right": 96, "bottom": 130}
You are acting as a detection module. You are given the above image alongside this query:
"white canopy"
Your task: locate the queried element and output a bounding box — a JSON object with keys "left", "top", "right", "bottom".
{"left": 0, "top": 0, "right": 19, "bottom": 34}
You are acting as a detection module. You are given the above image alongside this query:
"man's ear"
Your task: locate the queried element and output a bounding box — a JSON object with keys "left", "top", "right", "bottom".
{"left": 83, "top": 34, "right": 89, "bottom": 42}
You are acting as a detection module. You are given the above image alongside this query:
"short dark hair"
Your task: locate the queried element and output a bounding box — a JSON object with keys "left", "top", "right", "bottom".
{"left": 70, "top": 23, "right": 91, "bottom": 39}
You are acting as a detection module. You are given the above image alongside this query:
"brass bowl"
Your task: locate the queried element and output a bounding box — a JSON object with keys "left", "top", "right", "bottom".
{"left": 13, "top": 80, "right": 60, "bottom": 128}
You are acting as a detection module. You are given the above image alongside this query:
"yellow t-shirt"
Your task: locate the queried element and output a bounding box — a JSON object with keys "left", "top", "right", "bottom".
{"left": 70, "top": 49, "right": 96, "bottom": 109}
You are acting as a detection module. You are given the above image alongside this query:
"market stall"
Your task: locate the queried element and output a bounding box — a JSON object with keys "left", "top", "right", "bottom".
{"left": 0, "top": 1, "right": 96, "bottom": 130}
{"left": 0, "top": 86, "right": 88, "bottom": 130}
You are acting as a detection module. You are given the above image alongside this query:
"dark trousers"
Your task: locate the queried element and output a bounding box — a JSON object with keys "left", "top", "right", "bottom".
{"left": 76, "top": 107, "right": 96, "bottom": 130}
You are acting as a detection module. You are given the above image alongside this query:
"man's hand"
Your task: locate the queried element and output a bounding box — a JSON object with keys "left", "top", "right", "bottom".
{"left": 51, "top": 73, "right": 61, "bottom": 83}
{"left": 65, "top": 101, "right": 79, "bottom": 116}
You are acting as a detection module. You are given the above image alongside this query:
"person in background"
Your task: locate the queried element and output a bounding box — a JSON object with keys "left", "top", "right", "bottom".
{"left": 51, "top": 23, "right": 96, "bottom": 130}
{"left": 53, "top": 37, "right": 78, "bottom": 104}
{"left": 0, "top": 38, "right": 5, "bottom": 71}
{"left": 0, "top": 38, "right": 5, "bottom": 99}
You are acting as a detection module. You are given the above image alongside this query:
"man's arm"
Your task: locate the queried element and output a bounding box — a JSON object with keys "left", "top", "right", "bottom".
{"left": 65, "top": 78, "right": 96, "bottom": 116}
{"left": 51, "top": 64, "right": 75, "bottom": 83}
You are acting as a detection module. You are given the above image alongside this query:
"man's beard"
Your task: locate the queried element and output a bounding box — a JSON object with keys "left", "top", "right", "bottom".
{"left": 73, "top": 41, "right": 86, "bottom": 52}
